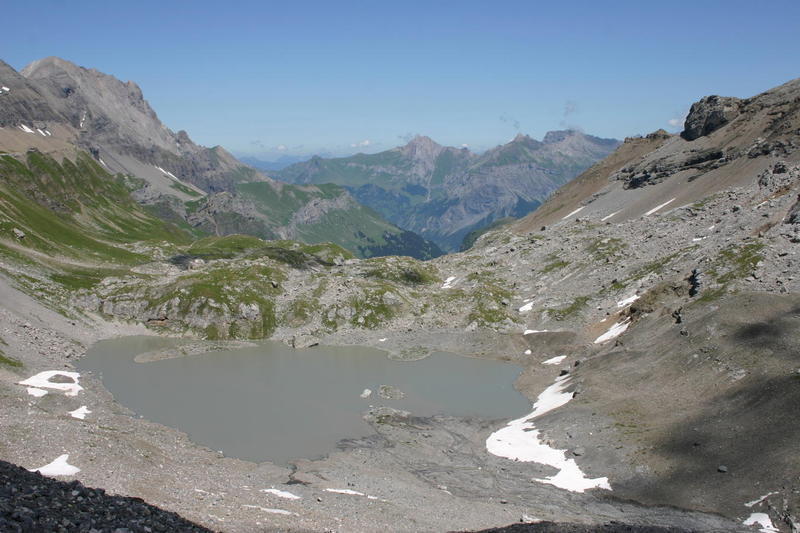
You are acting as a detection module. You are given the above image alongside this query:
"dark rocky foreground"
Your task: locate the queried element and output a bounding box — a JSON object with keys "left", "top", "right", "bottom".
{"left": 0, "top": 460, "right": 213, "bottom": 533}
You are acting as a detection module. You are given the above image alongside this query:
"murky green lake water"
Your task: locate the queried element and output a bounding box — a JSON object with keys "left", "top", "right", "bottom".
{"left": 79, "top": 336, "right": 529, "bottom": 464}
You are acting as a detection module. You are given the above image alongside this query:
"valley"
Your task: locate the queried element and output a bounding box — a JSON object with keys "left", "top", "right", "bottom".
{"left": 0, "top": 54, "right": 798, "bottom": 533}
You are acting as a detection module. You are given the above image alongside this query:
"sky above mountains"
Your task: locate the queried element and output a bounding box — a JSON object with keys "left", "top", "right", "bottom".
{"left": 4, "top": 1, "right": 799, "bottom": 159}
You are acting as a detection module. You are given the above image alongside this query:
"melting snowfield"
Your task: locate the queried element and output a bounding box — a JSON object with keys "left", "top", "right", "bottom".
{"left": 29, "top": 454, "right": 80, "bottom": 477}
{"left": 486, "top": 376, "right": 611, "bottom": 493}
{"left": 594, "top": 319, "right": 630, "bottom": 344}
{"left": 19, "top": 370, "right": 83, "bottom": 396}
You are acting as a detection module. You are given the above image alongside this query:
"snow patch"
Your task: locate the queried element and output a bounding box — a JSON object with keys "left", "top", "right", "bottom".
{"left": 486, "top": 376, "right": 610, "bottom": 492}
{"left": 261, "top": 488, "right": 301, "bottom": 500}
{"left": 441, "top": 276, "right": 457, "bottom": 289}
{"left": 519, "top": 301, "right": 534, "bottom": 313}
{"left": 242, "top": 505, "right": 296, "bottom": 516}
{"left": 26, "top": 387, "right": 48, "bottom": 397}
{"left": 616, "top": 294, "right": 639, "bottom": 308}
{"left": 30, "top": 454, "right": 80, "bottom": 476}
{"left": 69, "top": 406, "right": 91, "bottom": 420}
{"left": 524, "top": 349, "right": 532, "bottom": 355}
{"left": 692, "top": 236, "right": 707, "bottom": 242}
{"left": 644, "top": 198, "right": 676, "bottom": 216}
{"left": 524, "top": 329, "right": 548, "bottom": 335}
{"left": 99, "top": 159, "right": 108, "bottom": 168}
{"left": 18, "top": 124, "right": 35, "bottom": 134}
{"left": 378, "top": 338, "right": 387, "bottom": 342}
{"left": 561, "top": 206, "right": 585, "bottom": 220}
{"left": 594, "top": 319, "right": 630, "bottom": 344}
{"left": 0, "top": 86, "right": 10, "bottom": 92}
{"left": 743, "top": 513, "right": 778, "bottom": 532}
{"left": 542, "top": 355, "right": 567, "bottom": 365}
{"left": 600, "top": 210, "right": 620, "bottom": 222}
{"left": 36, "top": 128, "right": 47, "bottom": 136}
{"left": 360, "top": 388, "right": 372, "bottom": 399}
{"left": 19, "top": 371, "right": 83, "bottom": 396}
{"left": 325, "top": 488, "right": 365, "bottom": 496}
{"left": 745, "top": 492, "right": 778, "bottom": 507}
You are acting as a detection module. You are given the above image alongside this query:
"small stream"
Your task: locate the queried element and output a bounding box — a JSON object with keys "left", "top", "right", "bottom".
{"left": 79, "top": 336, "right": 529, "bottom": 464}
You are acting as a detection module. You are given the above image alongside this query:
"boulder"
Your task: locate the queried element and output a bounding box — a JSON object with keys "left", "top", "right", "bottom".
{"left": 12, "top": 228, "right": 25, "bottom": 240}
{"left": 681, "top": 95, "right": 742, "bottom": 141}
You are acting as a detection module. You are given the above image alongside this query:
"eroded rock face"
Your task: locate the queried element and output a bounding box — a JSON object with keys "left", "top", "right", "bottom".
{"left": 681, "top": 95, "right": 743, "bottom": 141}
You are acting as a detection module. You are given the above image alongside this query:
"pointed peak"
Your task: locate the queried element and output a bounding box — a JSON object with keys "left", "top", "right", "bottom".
{"left": 511, "top": 133, "right": 531, "bottom": 143}
{"left": 542, "top": 130, "right": 580, "bottom": 144}
{"left": 404, "top": 135, "right": 441, "bottom": 149}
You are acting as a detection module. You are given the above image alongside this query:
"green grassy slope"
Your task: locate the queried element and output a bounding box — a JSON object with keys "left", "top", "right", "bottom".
{"left": 0, "top": 150, "right": 191, "bottom": 292}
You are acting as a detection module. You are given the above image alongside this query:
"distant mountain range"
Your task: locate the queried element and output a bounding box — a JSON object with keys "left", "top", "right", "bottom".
{"left": 239, "top": 154, "right": 323, "bottom": 172}
{"left": 276, "top": 131, "right": 620, "bottom": 251}
{"left": 0, "top": 57, "right": 442, "bottom": 259}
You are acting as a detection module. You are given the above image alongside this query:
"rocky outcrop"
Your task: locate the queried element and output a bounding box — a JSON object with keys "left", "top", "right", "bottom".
{"left": 681, "top": 95, "right": 743, "bottom": 141}
{"left": 0, "top": 460, "right": 211, "bottom": 532}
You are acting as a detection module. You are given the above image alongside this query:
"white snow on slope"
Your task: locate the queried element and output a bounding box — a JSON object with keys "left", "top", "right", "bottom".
{"left": 324, "top": 488, "right": 379, "bottom": 500}
{"left": 743, "top": 513, "right": 778, "bottom": 532}
{"left": 644, "top": 198, "right": 675, "bottom": 216}
{"left": 36, "top": 128, "right": 46, "bottom": 136}
{"left": 594, "top": 319, "right": 630, "bottom": 344}
{"left": 524, "top": 329, "right": 548, "bottom": 335}
{"left": 26, "top": 387, "right": 48, "bottom": 397}
{"left": 561, "top": 206, "right": 585, "bottom": 220}
{"left": 260, "top": 488, "right": 301, "bottom": 500}
{"left": 360, "top": 388, "right": 372, "bottom": 399}
{"left": 542, "top": 355, "right": 567, "bottom": 365}
{"left": 18, "top": 124, "right": 35, "bottom": 134}
{"left": 524, "top": 349, "right": 532, "bottom": 355}
{"left": 1, "top": 86, "right": 10, "bottom": 92}
{"left": 519, "top": 301, "right": 534, "bottom": 313}
{"left": 242, "top": 505, "right": 296, "bottom": 516}
{"left": 30, "top": 454, "right": 80, "bottom": 476}
{"left": 69, "top": 406, "right": 91, "bottom": 420}
{"left": 441, "top": 276, "right": 457, "bottom": 289}
{"left": 19, "top": 371, "right": 83, "bottom": 396}
{"left": 745, "top": 492, "right": 778, "bottom": 507}
{"left": 600, "top": 210, "right": 620, "bottom": 222}
{"left": 486, "top": 376, "right": 610, "bottom": 492}
{"left": 325, "top": 488, "right": 365, "bottom": 496}
{"left": 616, "top": 294, "right": 639, "bottom": 308}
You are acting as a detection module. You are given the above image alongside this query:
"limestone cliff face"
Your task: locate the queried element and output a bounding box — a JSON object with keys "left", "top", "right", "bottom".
{"left": 21, "top": 57, "right": 261, "bottom": 193}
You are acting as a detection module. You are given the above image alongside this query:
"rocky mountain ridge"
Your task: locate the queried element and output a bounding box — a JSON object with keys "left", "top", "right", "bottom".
{"left": 1, "top": 57, "right": 441, "bottom": 258}
{"left": 276, "top": 130, "right": 620, "bottom": 251}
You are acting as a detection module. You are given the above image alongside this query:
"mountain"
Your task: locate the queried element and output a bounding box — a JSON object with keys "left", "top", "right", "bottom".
{"left": 0, "top": 57, "right": 440, "bottom": 259}
{"left": 276, "top": 131, "right": 620, "bottom": 251}
{"left": 239, "top": 154, "right": 324, "bottom": 171}
{"left": 1, "top": 66, "right": 799, "bottom": 532}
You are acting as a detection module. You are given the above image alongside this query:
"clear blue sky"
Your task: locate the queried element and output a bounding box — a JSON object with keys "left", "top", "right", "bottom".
{"left": 4, "top": 1, "right": 799, "bottom": 158}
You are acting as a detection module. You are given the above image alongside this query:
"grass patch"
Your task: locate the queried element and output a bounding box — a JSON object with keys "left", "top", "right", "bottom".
{"left": 587, "top": 237, "right": 626, "bottom": 261}
{"left": 716, "top": 242, "right": 764, "bottom": 283}
{"left": 170, "top": 181, "right": 203, "bottom": 197}
{"left": 363, "top": 256, "right": 439, "bottom": 285}
{"left": 0, "top": 348, "right": 22, "bottom": 368}
{"left": 546, "top": 296, "right": 591, "bottom": 320}
{"left": 541, "top": 254, "right": 570, "bottom": 273}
